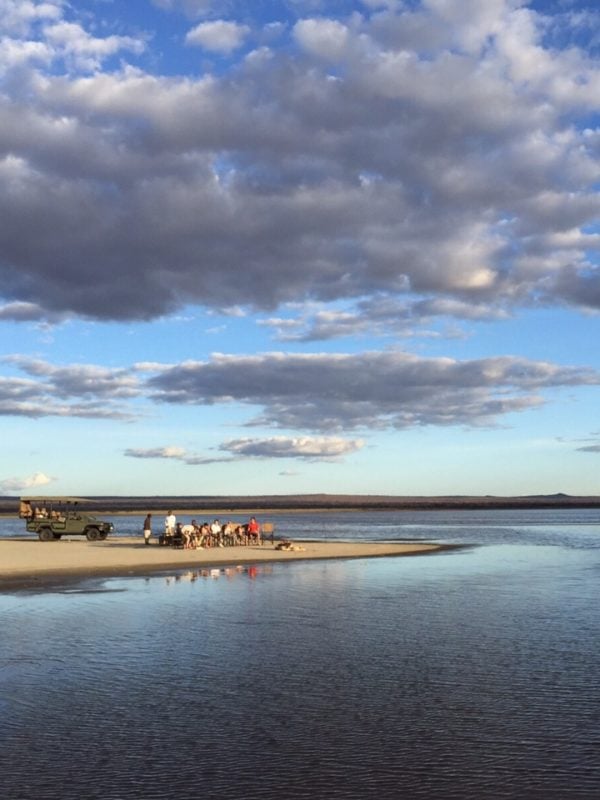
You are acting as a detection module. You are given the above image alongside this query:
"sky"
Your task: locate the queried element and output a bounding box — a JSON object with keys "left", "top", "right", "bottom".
{"left": 0, "top": 0, "right": 599, "bottom": 498}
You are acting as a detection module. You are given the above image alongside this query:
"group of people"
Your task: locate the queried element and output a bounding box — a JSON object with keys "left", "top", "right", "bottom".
{"left": 143, "top": 512, "right": 262, "bottom": 549}
{"left": 18, "top": 501, "right": 63, "bottom": 522}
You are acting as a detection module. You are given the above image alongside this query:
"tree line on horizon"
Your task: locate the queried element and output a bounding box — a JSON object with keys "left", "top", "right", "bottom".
{"left": 2, "top": 493, "right": 600, "bottom": 515}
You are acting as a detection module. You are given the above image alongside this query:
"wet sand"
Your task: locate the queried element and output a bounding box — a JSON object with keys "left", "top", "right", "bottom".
{"left": 0, "top": 538, "right": 445, "bottom": 590}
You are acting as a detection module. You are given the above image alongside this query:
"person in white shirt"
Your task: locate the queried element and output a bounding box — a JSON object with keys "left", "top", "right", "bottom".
{"left": 210, "top": 518, "right": 222, "bottom": 546}
{"left": 165, "top": 511, "right": 176, "bottom": 536}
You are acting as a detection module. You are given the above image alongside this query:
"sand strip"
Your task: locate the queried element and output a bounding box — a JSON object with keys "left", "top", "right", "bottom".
{"left": 0, "top": 538, "right": 447, "bottom": 591}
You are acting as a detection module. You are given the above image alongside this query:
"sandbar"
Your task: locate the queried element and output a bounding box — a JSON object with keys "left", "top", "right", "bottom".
{"left": 0, "top": 538, "right": 446, "bottom": 591}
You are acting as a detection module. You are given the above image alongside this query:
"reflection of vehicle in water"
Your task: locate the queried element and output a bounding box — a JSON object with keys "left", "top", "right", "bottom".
{"left": 19, "top": 497, "right": 114, "bottom": 542}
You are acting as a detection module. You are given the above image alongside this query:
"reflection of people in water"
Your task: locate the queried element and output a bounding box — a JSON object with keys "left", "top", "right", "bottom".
{"left": 161, "top": 565, "right": 265, "bottom": 585}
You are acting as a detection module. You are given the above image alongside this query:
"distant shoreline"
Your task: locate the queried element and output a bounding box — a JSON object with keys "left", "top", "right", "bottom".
{"left": 1, "top": 493, "right": 599, "bottom": 517}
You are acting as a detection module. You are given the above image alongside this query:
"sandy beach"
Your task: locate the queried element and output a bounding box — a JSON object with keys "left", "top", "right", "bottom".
{"left": 0, "top": 537, "right": 444, "bottom": 590}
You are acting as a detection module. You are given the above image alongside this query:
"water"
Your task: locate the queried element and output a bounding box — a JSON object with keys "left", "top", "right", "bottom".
{"left": 4, "top": 505, "right": 600, "bottom": 547}
{"left": 1, "top": 509, "right": 599, "bottom": 799}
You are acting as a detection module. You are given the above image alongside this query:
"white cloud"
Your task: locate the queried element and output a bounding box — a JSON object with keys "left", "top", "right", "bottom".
{"left": 293, "top": 18, "right": 350, "bottom": 60}
{"left": 0, "top": 471, "right": 54, "bottom": 493}
{"left": 0, "top": 1, "right": 598, "bottom": 324}
{"left": 422, "top": 0, "right": 515, "bottom": 55}
{"left": 124, "top": 436, "right": 363, "bottom": 464}
{"left": 221, "top": 436, "right": 364, "bottom": 460}
{"left": 0, "top": 358, "right": 139, "bottom": 419}
{"left": 0, "top": 37, "right": 51, "bottom": 71}
{"left": 0, "top": 302, "right": 58, "bottom": 322}
{"left": 124, "top": 445, "right": 231, "bottom": 465}
{"left": 7, "top": 357, "right": 139, "bottom": 398}
{"left": 124, "top": 446, "right": 187, "bottom": 459}
{"left": 3, "top": 347, "right": 598, "bottom": 439}
{"left": 42, "top": 21, "right": 145, "bottom": 71}
{"left": 147, "top": 351, "right": 600, "bottom": 432}
{"left": 260, "top": 296, "right": 510, "bottom": 342}
{"left": 0, "top": 1, "right": 63, "bottom": 37}
{"left": 361, "top": 1, "right": 400, "bottom": 9}
{"left": 0, "top": 4, "right": 145, "bottom": 74}
{"left": 151, "top": 0, "right": 214, "bottom": 17}
{"left": 186, "top": 20, "right": 250, "bottom": 53}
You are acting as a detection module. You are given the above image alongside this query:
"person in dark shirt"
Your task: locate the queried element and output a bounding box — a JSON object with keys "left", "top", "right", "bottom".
{"left": 143, "top": 513, "right": 152, "bottom": 545}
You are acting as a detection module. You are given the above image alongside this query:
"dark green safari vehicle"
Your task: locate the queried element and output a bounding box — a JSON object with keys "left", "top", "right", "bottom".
{"left": 19, "top": 497, "right": 114, "bottom": 542}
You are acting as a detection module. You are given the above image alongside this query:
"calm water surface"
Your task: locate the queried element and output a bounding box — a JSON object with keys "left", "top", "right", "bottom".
{"left": 1, "top": 509, "right": 599, "bottom": 799}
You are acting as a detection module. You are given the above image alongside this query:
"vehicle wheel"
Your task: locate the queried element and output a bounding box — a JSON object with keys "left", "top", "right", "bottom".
{"left": 86, "top": 528, "right": 99, "bottom": 541}
{"left": 97, "top": 531, "right": 108, "bottom": 540}
{"left": 39, "top": 528, "right": 53, "bottom": 542}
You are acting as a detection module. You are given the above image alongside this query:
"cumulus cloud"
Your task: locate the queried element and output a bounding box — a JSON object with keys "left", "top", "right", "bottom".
{"left": 124, "top": 435, "right": 362, "bottom": 464}
{"left": 7, "top": 357, "right": 139, "bottom": 399}
{"left": 0, "top": 357, "right": 139, "bottom": 419}
{"left": 3, "top": 348, "right": 598, "bottom": 437}
{"left": 151, "top": 0, "right": 214, "bottom": 16}
{"left": 3, "top": 349, "right": 598, "bottom": 432}
{"left": 124, "top": 446, "right": 187, "bottom": 459}
{"left": 124, "top": 445, "right": 232, "bottom": 465}
{"left": 0, "top": 1, "right": 63, "bottom": 37}
{"left": 293, "top": 18, "right": 351, "bottom": 60}
{"left": 147, "top": 351, "right": 600, "bottom": 432}
{"left": 186, "top": 20, "right": 250, "bottom": 53}
{"left": 0, "top": 471, "right": 54, "bottom": 493}
{"left": 260, "top": 295, "right": 509, "bottom": 342}
{"left": 43, "top": 22, "right": 145, "bottom": 71}
{"left": 0, "top": 302, "right": 67, "bottom": 323}
{"left": 0, "top": 38, "right": 52, "bottom": 70}
{"left": 1, "top": 6, "right": 145, "bottom": 74}
{"left": 0, "top": 0, "right": 598, "bottom": 324}
{"left": 220, "top": 436, "right": 364, "bottom": 459}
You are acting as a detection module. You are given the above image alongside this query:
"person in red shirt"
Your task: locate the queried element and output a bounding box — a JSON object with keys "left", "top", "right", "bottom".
{"left": 247, "top": 516, "right": 261, "bottom": 545}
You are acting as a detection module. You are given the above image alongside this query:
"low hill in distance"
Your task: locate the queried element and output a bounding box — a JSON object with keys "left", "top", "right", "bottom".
{"left": 2, "top": 493, "right": 600, "bottom": 515}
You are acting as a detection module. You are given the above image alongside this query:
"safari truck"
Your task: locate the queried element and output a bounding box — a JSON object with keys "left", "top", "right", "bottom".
{"left": 19, "top": 497, "right": 114, "bottom": 542}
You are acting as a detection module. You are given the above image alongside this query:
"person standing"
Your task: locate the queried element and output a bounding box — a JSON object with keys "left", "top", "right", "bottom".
{"left": 143, "top": 513, "right": 152, "bottom": 545}
{"left": 165, "top": 510, "right": 176, "bottom": 537}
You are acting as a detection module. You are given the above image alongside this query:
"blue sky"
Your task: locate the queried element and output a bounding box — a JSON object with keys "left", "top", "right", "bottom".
{"left": 1, "top": 0, "right": 599, "bottom": 497}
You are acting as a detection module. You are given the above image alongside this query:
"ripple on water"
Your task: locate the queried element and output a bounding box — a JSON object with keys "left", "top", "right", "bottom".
{"left": 1, "top": 523, "right": 600, "bottom": 799}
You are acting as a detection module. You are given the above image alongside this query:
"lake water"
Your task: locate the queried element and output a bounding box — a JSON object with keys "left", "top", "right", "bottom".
{"left": 1, "top": 509, "right": 599, "bottom": 799}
